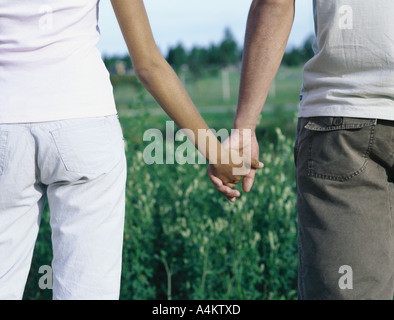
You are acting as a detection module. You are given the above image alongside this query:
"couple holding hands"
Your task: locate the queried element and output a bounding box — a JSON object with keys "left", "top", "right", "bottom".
{"left": 2, "top": 0, "right": 394, "bottom": 300}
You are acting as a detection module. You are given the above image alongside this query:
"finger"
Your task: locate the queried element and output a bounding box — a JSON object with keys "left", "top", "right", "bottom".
{"left": 225, "top": 182, "right": 236, "bottom": 188}
{"left": 207, "top": 166, "right": 224, "bottom": 189}
{"left": 242, "top": 169, "right": 257, "bottom": 193}
{"left": 207, "top": 166, "right": 241, "bottom": 198}
{"left": 226, "top": 196, "right": 236, "bottom": 203}
{"left": 224, "top": 179, "right": 242, "bottom": 188}
{"left": 250, "top": 158, "right": 264, "bottom": 169}
{"left": 209, "top": 173, "right": 224, "bottom": 189}
{"left": 217, "top": 184, "right": 241, "bottom": 198}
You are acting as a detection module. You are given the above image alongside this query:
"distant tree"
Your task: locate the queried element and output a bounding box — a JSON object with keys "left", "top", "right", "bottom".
{"left": 103, "top": 56, "right": 119, "bottom": 73}
{"left": 121, "top": 55, "right": 133, "bottom": 70}
{"left": 104, "top": 27, "right": 244, "bottom": 79}
{"left": 282, "top": 48, "right": 304, "bottom": 66}
{"left": 166, "top": 27, "right": 242, "bottom": 78}
{"left": 186, "top": 28, "right": 241, "bottom": 78}
{"left": 207, "top": 44, "right": 222, "bottom": 66}
{"left": 282, "top": 34, "right": 316, "bottom": 67}
{"left": 167, "top": 43, "right": 188, "bottom": 72}
{"left": 300, "top": 34, "right": 315, "bottom": 61}
{"left": 187, "top": 46, "right": 210, "bottom": 78}
{"left": 218, "top": 27, "right": 239, "bottom": 66}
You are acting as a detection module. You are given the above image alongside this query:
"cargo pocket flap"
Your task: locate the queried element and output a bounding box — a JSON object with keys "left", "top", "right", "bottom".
{"left": 305, "top": 117, "right": 377, "bottom": 132}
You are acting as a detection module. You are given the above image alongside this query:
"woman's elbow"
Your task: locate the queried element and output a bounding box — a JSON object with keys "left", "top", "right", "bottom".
{"left": 134, "top": 64, "right": 155, "bottom": 85}
{"left": 134, "top": 59, "right": 169, "bottom": 88}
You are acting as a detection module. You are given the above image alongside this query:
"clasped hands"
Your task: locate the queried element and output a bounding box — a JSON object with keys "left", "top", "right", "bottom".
{"left": 207, "top": 129, "right": 263, "bottom": 202}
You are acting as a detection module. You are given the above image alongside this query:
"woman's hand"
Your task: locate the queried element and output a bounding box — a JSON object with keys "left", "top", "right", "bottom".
{"left": 207, "top": 130, "right": 263, "bottom": 202}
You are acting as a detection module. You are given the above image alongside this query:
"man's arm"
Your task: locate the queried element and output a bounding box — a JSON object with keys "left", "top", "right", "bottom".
{"left": 234, "top": 0, "right": 295, "bottom": 131}
{"left": 208, "top": 0, "right": 295, "bottom": 198}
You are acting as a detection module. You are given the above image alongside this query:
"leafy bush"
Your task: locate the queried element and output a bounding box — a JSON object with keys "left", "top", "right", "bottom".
{"left": 122, "top": 121, "right": 297, "bottom": 299}
{"left": 23, "top": 111, "right": 298, "bottom": 300}
{"left": 118, "top": 123, "right": 298, "bottom": 300}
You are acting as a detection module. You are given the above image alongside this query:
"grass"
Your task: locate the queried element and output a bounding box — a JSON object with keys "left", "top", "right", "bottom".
{"left": 113, "top": 65, "right": 304, "bottom": 112}
{"left": 114, "top": 64, "right": 304, "bottom": 142}
{"left": 23, "top": 64, "right": 303, "bottom": 300}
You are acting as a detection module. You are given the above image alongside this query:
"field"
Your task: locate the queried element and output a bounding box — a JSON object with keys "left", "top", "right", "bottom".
{"left": 24, "top": 65, "right": 304, "bottom": 300}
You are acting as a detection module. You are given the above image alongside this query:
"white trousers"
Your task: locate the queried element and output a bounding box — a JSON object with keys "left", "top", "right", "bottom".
{"left": 0, "top": 114, "right": 127, "bottom": 300}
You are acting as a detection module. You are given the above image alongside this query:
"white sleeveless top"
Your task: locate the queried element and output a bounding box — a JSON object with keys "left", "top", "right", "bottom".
{"left": 299, "top": 0, "right": 394, "bottom": 120}
{"left": 0, "top": 0, "right": 117, "bottom": 123}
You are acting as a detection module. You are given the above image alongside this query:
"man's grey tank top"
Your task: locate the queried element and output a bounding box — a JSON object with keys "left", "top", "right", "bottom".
{"left": 299, "top": 0, "right": 394, "bottom": 120}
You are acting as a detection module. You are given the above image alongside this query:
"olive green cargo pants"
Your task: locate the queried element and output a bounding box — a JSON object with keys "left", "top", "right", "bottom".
{"left": 295, "top": 116, "right": 394, "bottom": 300}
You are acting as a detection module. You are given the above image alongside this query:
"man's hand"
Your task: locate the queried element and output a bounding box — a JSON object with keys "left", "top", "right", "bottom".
{"left": 207, "top": 130, "right": 263, "bottom": 202}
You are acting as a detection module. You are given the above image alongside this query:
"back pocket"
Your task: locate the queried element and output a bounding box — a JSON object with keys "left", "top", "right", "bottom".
{"left": 305, "top": 117, "right": 377, "bottom": 181}
{"left": 50, "top": 120, "right": 120, "bottom": 175}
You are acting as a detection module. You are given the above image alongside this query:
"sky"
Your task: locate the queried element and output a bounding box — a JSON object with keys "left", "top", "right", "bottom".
{"left": 97, "top": 0, "right": 315, "bottom": 57}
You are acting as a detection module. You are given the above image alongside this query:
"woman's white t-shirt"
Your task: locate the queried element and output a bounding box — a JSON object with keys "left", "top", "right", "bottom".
{"left": 0, "top": 0, "right": 117, "bottom": 123}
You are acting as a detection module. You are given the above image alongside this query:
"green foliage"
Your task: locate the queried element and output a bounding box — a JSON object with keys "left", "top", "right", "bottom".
{"left": 219, "top": 28, "right": 240, "bottom": 67}
{"left": 24, "top": 109, "right": 298, "bottom": 300}
{"left": 23, "top": 205, "right": 53, "bottom": 300}
{"left": 282, "top": 34, "right": 315, "bottom": 67}
{"left": 120, "top": 116, "right": 298, "bottom": 300}
{"left": 103, "top": 55, "right": 133, "bottom": 74}
{"left": 167, "top": 28, "right": 240, "bottom": 79}
{"left": 167, "top": 43, "right": 188, "bottom": 72}
{"left": 23, "top": 61, "right": 301, "bottom": 301}
{"left": 105, "top": 28, "right": 314, "bottom": 81}
{"left": 109, "top": 74, "right": 140, "bottom": 88}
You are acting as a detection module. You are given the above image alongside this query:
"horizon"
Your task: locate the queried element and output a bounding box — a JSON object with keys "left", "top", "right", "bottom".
{"left": 97, "top": 0, "right": 315, "bottom": 57}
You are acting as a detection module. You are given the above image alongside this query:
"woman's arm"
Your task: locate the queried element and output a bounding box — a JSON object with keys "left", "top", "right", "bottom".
{"left": 110, "top": 0, "right": 205, "bottom": 139}
{"left": 110, "top": 0, "right": 262, "bottom": 201}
